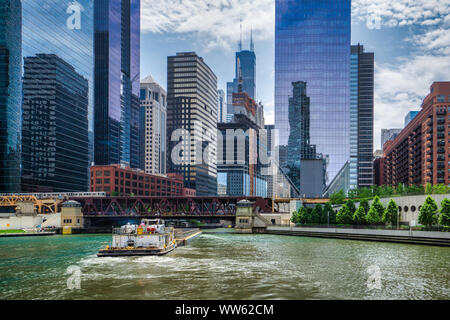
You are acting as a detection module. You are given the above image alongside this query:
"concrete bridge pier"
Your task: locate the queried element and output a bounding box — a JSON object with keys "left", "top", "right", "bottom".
{"left": 235, "top": 200, "right": 270, "bottom": 234}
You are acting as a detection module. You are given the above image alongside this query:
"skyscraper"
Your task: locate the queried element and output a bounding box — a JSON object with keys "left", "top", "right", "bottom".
{"left": 22, "top": 0, "right": 94, "bottom": 173}
{"left": 22, "top": 54, "right": 89, "bottom": 192}
{"left": 405, "top": 111, "right": 420, "bottom": 127}
{"left": 217, "top": 89, "right": 226, "bottom": 123}
{"left": 140, "top": 76, "right": 167, "bottom": 175}
{"left": 226, "top": 35, "right": 256, "bottom": 116}
{"left": 275, "top": 0, "right": 351, "bottom": 184}
{"left": 94, "top": 0, "right": 140, "bottom": 168}
{"left": 0, "top": 0, "right": 22, "bottom": 193}
{"left": 350, "top": 44, "right": 374, "bottom": 189}
{"left": 287, "top": 82, "right": 326, "bottom": 197}
{"left": 381, "top": 129, "right": 402, "bottom": 149}
{"left": 167, "top": 52, "right": 218, "bottom": 196}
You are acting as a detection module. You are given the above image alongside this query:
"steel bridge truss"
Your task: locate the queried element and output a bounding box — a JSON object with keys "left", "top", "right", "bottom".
{"left": 71, "top": 196, "right": 273, "bottom": 217}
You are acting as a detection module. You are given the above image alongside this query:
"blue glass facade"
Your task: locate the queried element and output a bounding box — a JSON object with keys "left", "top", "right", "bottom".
{"left": 226, "top": 48, "right": 257, "bottom": 117}
{"left": 235, "top": 50, "right": 256, "bottom": 100}
{"left": 94, "top": 0, "right": 140, "bottom": 168}
{"left": 22, "top": 0, "right": 94, "bottom": 167}
{"left": 0, "top": 0, "right": 22, "bottom": 193}
{"left": 275, "top": 0, "right": 351, "bottom": 183}
{"left": 20, "top": 0, "right": 94, "bottom": 191}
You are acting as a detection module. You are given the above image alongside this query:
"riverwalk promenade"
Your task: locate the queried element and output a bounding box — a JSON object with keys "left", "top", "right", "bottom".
{"left": 265, "top": 226, "right": 450, "bottom": 247}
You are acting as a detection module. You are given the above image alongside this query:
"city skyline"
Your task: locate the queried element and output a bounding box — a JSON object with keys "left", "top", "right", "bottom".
{"left": 140, "top": 0, "right": 450, "bottom": 150}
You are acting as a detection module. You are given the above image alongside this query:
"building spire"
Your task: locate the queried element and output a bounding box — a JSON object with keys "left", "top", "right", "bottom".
{"left": 239, "top": 18, "right": 243, "bottom": 52}
{"left": 250, "top": 28, "right": 254, "bottom": 52}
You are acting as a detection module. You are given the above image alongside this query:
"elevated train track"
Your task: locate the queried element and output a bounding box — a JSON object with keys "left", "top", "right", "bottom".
{"left": 0, "top": 193, "right": 329, "bottom": 217}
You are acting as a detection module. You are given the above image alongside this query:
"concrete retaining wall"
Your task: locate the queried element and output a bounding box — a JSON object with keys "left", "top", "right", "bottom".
{"left": 266, "top": 226, "right": 450, "bottom": 246}
{"left": 0, "top": 216, "right": 44, "bottom": 230}
{"left": 334, "top": 194, "right": 450, "bottom": 224}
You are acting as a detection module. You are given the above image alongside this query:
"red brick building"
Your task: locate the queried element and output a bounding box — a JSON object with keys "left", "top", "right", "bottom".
{"left": 373, "top": 157, "right": 385, "bottom": 186}
{"left": 90, "top": 165, "right": 196, "bottom": 197}
{"left": 383, "top": 82, "right": 450, "bottom": 186}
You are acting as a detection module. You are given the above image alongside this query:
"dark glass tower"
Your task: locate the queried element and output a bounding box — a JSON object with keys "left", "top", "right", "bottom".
{"left": 94, "top": 0, "right": 140, "bottom": 168}
{"left": 226, "top": 39, "right": 256, "bottom": 116}
{"left": 350, "top": 44, "right": 374, "bottom": 188}
{"left": 0, "top": 0, "right": 22, "bottom": 193}
{"left": 275, "top": 0, "right": 351, "bottom": 184}
{"left": 22, "top": 54, "right": 89, "bottom": 192}
{"left": 287, "top": 82, "right": 326, "bottom": 197}
{"left": 235, "top": 50, "right": 256, "bottom": 100}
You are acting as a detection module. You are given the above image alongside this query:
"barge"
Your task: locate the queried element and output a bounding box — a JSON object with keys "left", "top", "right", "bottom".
{"left": 98, "top": 219, "right": 176, "bottom": 257}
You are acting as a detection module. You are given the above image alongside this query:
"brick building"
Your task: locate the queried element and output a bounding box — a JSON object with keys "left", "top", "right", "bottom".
{"left": 383, "top": 82, "right": 450, "bottom": 186}
{"left": 90, "top": 165, "right": 196, "bottom": 197}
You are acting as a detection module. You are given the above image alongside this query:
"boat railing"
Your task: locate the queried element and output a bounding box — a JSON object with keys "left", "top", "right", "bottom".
{"left": 112, "top": 227, "right": 174, "bottom": 236}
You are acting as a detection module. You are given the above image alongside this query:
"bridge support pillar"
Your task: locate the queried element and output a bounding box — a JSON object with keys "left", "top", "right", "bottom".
{"left": 235, "top": 200, "right": 269, "bottom": 234}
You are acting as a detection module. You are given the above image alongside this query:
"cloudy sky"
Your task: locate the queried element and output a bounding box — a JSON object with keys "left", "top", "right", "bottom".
{"left": 139, "top": 0, "right": 450, "bottom": 150}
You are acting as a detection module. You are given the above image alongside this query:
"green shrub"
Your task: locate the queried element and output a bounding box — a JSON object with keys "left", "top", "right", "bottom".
{"left": 367, "top": 196, "right": 384, "bottom": 225}
{"left": 330, "top": 190, "right": 346, "bottom": 205}
{"left": 323, "top": 203, "right": 336, "bottom": 224}
{"left": 336, "top": 204, "right": 353, "bottom": 225}
{"left": 382, "top": 199, "right": 399, "bottom": 226}
{"left": 353, "top": 205, "right": 367, "bottom": 225}
{"left": 419, "top": 196, "right": 438, "bottom": 227}
{"left": 439, "top": 198, "right": 450, "bottom": 227}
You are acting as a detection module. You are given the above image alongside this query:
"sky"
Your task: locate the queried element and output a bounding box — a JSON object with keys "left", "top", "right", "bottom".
{"left": 139, "top": 0, "right": 450, "bottom": 151}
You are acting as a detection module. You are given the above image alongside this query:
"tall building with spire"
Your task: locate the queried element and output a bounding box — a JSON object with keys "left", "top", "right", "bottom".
{"left": 226, "top": 29, "right": 256, "bottom": 118}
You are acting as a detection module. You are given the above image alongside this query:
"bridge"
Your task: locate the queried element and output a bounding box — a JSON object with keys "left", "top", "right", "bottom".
{"left": 0, "top": 193, "right": 330, "bottom": 218}
{"left": 70, "top": 196, "right": 273, "bottom": 219}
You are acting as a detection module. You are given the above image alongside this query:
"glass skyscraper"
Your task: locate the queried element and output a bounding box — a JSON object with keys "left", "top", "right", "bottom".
{"left": 350, "top": 44, "right": 374, "bottom": 189}
{"left": 94, "top": 0, "right": 140, "bottom": 168}
{"left": 0, "top": 0, "right": 22, "bottom": 193}
{"left": 20, "top": 0, "right": 94, "bottom": 191}
{"left": 22, "top": 54, "right": 89, "bottom": 192}
{"left": 226, "top": 43, "right": 256, "bottom": 117}
{"left": 22, "top": 0, "right": 94, "bottom": 166}
{"left": 275, "top": 0, "right": 351, "bottom": 184}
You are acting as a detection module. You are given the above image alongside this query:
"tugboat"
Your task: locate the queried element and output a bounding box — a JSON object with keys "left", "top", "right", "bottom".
{"left": 98, "top": 219, "right": 177, "bottom": 257}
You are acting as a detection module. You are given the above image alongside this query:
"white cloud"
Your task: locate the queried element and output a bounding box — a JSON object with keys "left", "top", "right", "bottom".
{"left": 352, "top": 0, "right": 450, "bottom": 30}
{"left": 374, "top": 54, "right": 450, "bottom": 149}
{"left": 141, "top": 0, "right": 274, "bottom": 50}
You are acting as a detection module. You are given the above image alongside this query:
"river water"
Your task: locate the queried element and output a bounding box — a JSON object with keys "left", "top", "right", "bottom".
{"left": 0, "top": 229, "right": 449, "bottom": 300}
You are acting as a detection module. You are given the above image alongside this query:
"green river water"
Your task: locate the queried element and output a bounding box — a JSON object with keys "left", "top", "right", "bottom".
{"left": 0, "top": 229, "right": 449, "bottom": 300}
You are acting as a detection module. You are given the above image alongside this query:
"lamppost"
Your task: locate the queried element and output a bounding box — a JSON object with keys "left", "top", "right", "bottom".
{"left": 328, "top": 210, "right": 330, "bottom": 228}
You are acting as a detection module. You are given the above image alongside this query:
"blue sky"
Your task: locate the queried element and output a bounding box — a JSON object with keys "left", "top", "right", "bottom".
{"left": 140, "top": 0, "right": 450, "bottom": 150}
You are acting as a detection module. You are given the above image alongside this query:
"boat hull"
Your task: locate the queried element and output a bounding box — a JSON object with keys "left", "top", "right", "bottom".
{"left": 97, "top": 244, "right": 176, "bottom": 257}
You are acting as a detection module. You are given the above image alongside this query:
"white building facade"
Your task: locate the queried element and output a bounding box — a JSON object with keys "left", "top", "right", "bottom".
{"left": 140, "top": 76, "right": 167, "bottom": 175}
